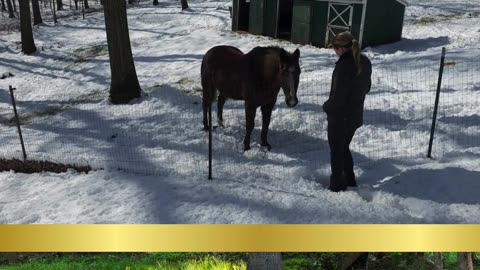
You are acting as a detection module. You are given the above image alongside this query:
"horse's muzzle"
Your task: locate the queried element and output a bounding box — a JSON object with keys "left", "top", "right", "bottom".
{"left": 286, "top": 97, "right": 298, "bottom": 107}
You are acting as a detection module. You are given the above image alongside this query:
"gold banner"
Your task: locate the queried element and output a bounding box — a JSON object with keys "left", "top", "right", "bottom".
{"left": 0, "top": 225, "right": 479, "bottom": 252}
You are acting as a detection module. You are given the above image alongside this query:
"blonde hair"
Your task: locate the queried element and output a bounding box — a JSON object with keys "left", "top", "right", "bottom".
{"left": 331, "top": 31, "right": 362, "bottom": 75}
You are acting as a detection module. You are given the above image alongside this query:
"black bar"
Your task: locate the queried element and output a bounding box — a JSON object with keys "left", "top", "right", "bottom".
{"left": 9, "top": 85, "right": 27, "bottom": 161}
{"left": 427, "top": 47, "right": 446, "bottom": 158}
{"left": 208, "top": 105, "right": 212, "bottom": 180}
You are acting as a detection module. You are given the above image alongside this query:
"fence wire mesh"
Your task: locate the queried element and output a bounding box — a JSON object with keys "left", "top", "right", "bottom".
{"left": 432, "top": 57, "right": 480, "bottom": 157}
{"left": 1, "top": 50, "right": 479, "bottom": 180}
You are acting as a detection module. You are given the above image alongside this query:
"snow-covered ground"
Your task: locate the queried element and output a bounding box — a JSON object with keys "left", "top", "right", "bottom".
{"left": 0, "top": 0, "right": 479, "bottom": 224}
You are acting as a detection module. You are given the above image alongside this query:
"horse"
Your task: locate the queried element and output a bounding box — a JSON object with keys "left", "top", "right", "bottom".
{"left": 201, "top": 45, "right": 301, "bottom": 151}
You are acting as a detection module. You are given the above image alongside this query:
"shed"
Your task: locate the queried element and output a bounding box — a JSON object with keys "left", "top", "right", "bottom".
{"left": 232, "top": 0, "right": 408, "bottom": 48}
{"left": 232, "top": 0, "right": 295, "bottom": 40}
{"left": 292, "top": 0, "right": 408, "bottom": 48}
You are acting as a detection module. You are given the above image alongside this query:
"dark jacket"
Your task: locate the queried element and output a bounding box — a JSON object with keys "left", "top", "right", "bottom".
{"left": 323, "top": 51, "right": 372, "bottom": 128}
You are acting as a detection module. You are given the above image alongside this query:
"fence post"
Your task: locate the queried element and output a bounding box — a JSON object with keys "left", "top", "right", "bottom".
{"left": 427, "top": 47, "right": 446, "bottom": 158}
{"left": 8, "top": 85, "right": 27, "bottom": 161}
{"left": 208, "top": 105, "right": 212, "bottom": 180}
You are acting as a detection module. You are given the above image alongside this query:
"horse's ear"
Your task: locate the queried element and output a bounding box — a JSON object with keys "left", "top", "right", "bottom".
{"left": 293, "top": 48, "right": 300, "bottom": 61}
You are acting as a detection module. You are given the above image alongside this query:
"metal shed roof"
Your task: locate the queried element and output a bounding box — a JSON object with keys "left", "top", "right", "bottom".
{"left": 313, "top": 0, "right": 408, "bottom": 7}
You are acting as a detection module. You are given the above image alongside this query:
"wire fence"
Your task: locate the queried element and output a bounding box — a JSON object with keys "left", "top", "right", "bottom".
{"left": 1, "top": 49, "right": 479, "bottom": 180}
{"left": 432, "top": 57, "right": 480, "bottom": 157}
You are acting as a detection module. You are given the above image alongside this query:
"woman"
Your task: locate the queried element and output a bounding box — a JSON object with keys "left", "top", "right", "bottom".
{"left": 323, "top": 31, "right": 372, "bottom": 192}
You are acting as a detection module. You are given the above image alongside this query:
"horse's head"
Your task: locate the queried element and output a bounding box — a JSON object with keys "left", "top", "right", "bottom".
{"left": 279, "top": 48, "right": 301, "bottom": 107}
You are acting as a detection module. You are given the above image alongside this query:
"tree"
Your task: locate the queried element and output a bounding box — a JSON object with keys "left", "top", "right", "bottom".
{"left": 31, "top": 0, "right": 42, "bottom": 25}
{"left": 432, "top": 253, "right": 443, "bottom": 270}
{"left": 6, "top": 0, "right": 14, "bottom": 18}
{"left": 180, "top": 0, "right": 188, "bottom": 10}
{"left": 458, "top": 253, "right": 473, "bottom": 270}
{"left": 83, "top": 0, "right": 88, "bottom": 9}
{"left": 57, "top": 0, "right": 62, "bottom": 10}
{"left": 103, "top": 0, "right": 141, "bottom": 104}
{"left": 19, "top": 0, "right": 36, "bottom": 54}
{"left": 1, "top": 0, "right": 6, "bottom": 11}
{"left": 247, "top": 253, "right": 282, "bottom": 270}
{"left": 74, "top": 0, "right": 78, "bottom": 9}
{"left": 51, "top": 0, "right": 58, "bottom": 24}
{"left": 153, "top": 0, "right": 158, "bottom": 5}
{"left": 338, "top": 253, "right": 364, "bottom": 270}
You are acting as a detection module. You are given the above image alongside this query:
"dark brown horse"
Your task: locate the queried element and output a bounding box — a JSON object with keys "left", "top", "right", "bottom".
{"left": 201, "top": 45, "right": 301, "bottom": 151}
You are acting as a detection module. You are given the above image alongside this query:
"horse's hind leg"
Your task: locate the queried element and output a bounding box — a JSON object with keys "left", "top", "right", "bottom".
{"left": 243, "top": 104, "right": 256, "bottom": 151}
{"left": 260, "top": 102, "right": 275, "bottom": 150}
{"left": 202, "top": 96, "right": 211, "bottom": 131}
{"left": 201, "top": 79, "right": 215, "bottom": 130}
{"left": 217, "top": 94, "right": 226, "bottom": 127}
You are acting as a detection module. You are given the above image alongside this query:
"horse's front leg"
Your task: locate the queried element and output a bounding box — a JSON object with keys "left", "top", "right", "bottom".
{"left": 260, "top": 101, "right": 275, "bottom": 151}
{"left": 243, "top": 104, "right": 256, "bottom": 151}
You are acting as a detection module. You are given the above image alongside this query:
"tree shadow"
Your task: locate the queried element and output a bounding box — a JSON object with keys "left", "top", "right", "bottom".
{"left": 370, "top": 167, "right": 480, "bottom": 205}
{"left": 134, "top": 54, "right": 203, "bottom": 63}
{"left": 370, "top": 36, "right": 450, "bottom": 54}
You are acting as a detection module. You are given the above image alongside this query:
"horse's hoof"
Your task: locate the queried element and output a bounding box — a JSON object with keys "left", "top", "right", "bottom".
{"left": 261, "top": 142, "right": 271, "bottom": 151}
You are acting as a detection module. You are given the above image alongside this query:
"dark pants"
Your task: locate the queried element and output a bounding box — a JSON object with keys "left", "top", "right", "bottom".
{"left": 327, "top": 117, "right": 358, "bottom": 191}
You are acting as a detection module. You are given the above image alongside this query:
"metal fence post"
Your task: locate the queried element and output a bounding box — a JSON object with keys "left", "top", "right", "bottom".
{"left": 8, "top": 85, "right": 27, "bottom": 161}
{"left": 208, "top": 104, "right": 212, "bottom": 180}
{"left": 427, "top": 47, "right": 446, "bottom": 158}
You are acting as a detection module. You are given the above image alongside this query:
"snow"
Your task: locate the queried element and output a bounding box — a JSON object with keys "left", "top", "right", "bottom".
{"left": 0, "top": 0, "right": 479, "bottom": 224}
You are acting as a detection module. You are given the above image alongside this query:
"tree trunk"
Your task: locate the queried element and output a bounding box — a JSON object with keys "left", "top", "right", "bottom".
{"left": 247, "top": 253, "right": 282, "bottom": 270}
{"left": 6, "top": 0, "right": 14, "bottom": 17}
{"left": 51, "top": 0, "right": 57, "bottom": 24}
{"left": 11, "top": 0, "right": 15, "bottom": 11}
{"left": 458, "top": 253, "right": 473, "bottom": 270}
{"left": 127, "top": 0, "right": 133, "bottom": 4}
{"left": 1, "top": 0, "right": 6, "bottom": 11}
{"left": 31, "top": 0, "right": 42, "bottom": 25}
{"left": 152, "top": 0, "right": 157, "bottom": 5}
{"left": 338, "top": 253, "right": 364, "bottom": 270}
{"left": 56, "top": 0, "right": 62, "bottom": 10}
{"left": 180, "top": 0, "right": 188, "bottom": 10}
{"left": 103, "top": 0, "right": 141, "bottom": 104}
{"left": 83, "top": 0, "right": 88, "bottom": 9}
{"left": 74, "top": 0, "right": 77, "bottom": 9}
{"left": 19, "top": 0, "right": 36, "bottom": 54}
{"left": 433, "top": 253, "right": 443, "bottom": 270}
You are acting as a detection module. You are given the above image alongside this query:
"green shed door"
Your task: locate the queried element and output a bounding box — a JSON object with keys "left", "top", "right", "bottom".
{"left": 232, "top": 0, "right": 250, "bottom": 31}
{"left": 264, "top": 0, "right": 279, "bottom": 38}
{"left": 232, "top": 0, "right": 240, "bottom": 31}
{"left": 325, "top": 2, "right": 354, "bottom": 46}
{"left": 249, "top": 0, "right": 265, "bottom": 35}
{"left": 311, "top": 1, "right": 328, "bottom": 47}
{"left": 291, "top": 0, "right": 311, "bottom": 45}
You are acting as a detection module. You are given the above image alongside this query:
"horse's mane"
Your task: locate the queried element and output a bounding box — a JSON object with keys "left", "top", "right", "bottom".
{"left": 249, "top": 46, "right": 291, "bottom": 63}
